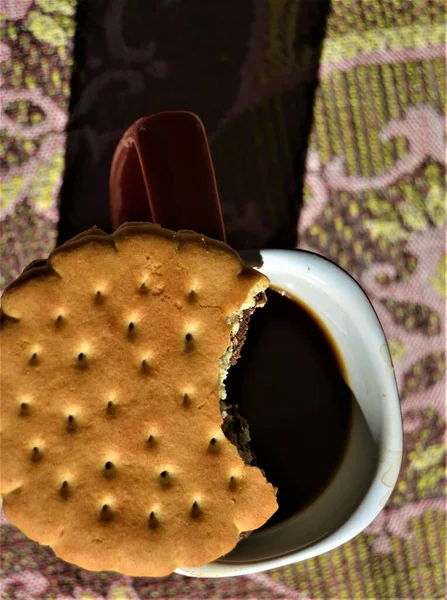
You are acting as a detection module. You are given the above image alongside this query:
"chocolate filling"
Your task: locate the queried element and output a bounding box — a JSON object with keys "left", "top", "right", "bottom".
{"left": 221, "top": 401, "right": 256, "bottom": 542}
{"left": 220, "top": 291, "right": 266, "bottom": 467}
{"left": 229, "top": 309, "right": 253, "bottom": 366}
{"left": 220, "top": 401, "right": 256, "bottom": 466}
{"left": 229, "top": 292, "right": 265, "bottom": 366}
{"left": 220, "top": 291, "right": 268, "bottom": 542}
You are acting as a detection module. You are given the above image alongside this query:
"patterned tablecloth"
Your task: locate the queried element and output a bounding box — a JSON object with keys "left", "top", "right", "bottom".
{"left": 0, "top": 1, "right": 445, "bottom": 598}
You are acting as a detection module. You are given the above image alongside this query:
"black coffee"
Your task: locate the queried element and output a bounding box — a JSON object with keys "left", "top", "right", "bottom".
{"left": 225, "top": 287, "right": 353, "bottom": 527}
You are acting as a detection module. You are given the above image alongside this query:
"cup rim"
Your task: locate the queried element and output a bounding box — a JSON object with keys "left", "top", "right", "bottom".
{"left": 176, "top": 248, "right": 403, "bottom": 578}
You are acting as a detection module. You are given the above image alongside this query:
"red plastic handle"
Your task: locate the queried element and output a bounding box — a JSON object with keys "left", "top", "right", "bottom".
{"left": 109, "top": 111, "right": 226, "bottom": 242}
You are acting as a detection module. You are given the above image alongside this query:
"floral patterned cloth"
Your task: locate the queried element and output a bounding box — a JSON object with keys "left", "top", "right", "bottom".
{"left": 0, "top": 1, "right": 445, "bottom": 598}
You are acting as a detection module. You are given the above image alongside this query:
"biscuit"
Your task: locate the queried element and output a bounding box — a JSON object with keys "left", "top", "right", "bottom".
{"left": 0, "top": 223, "right": 277, "bottom": 576}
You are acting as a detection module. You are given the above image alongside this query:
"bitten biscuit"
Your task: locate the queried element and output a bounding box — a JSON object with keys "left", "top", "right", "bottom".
{"left": 0, "top": 223, "right": 277, "bottom": 577}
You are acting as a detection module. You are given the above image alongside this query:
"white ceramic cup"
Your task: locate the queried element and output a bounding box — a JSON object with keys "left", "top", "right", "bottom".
{"left": 110, "top": 112, "right": 403, "bottom": 578}
{"left": 176, "top": 249, "right": 402, "bottom": 578}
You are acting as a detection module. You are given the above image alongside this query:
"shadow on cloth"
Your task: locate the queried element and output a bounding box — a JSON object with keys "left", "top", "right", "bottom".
{"left": 58, "top": 0, "right": 330, "bottom": 251}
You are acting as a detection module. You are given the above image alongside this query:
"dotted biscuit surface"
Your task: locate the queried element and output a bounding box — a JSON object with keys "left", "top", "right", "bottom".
{"left": 0, "top": 223, "right": 277, "bottom": 576}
